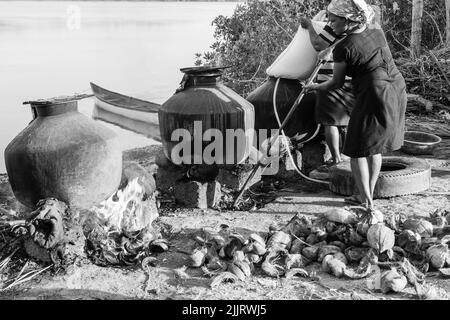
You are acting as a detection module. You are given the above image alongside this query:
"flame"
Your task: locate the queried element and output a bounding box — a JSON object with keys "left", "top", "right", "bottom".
{"left": 90, "top": 178, "right": 158, "bottom": 235}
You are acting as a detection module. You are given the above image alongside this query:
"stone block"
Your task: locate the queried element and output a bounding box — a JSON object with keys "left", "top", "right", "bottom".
{"left": 273, "top": 150, "right": 303, "bottom": 181}
{"left": 301, "top": 141, "right": 331, "bottom": 175}
{"left": 173, "top": 180, "right": 221, "bottom": 209}
{"left": 207, "top": 181, "right": 222, "bottom": 208}
{"left": 154, "top": 153, "right": 187, "bottom": 193}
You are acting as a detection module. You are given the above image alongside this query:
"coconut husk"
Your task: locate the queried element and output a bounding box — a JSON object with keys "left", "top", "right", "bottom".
{"left": 210, "top": 272, "right": 240, "bottom": 288}
{"left": 261, "top": 249, "right": 286, "bottom": 277}
{"left": 284, "top": 253, "right": 304, "bottom": 270}
{"left": 285, "top": 268, "right": 309, "bottom": 279}
{"left": 266, "top": 230, "right": 291, "bottom": 251}
{"left": 380, "top": 269, "right": 407, "bottom": 294}
{"left": 322, "top": 255, "right": 346, "bottom": 278}
{"left": 281, "top": 214, "right": 313, "bottom": 238}
{"left": 438, "top": 268, "right": 450, "bottom": 278}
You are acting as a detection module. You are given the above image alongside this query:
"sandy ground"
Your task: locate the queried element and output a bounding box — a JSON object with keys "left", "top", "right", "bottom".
{"left": 0, "top": 114, "right": 449, "bottom": 301}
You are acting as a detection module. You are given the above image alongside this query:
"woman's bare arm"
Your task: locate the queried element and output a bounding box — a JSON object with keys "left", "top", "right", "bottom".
{"left": 304, "top": 61, "right": 347, "bottom": 91}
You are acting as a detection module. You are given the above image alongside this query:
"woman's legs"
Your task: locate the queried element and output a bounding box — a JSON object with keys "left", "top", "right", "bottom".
{"left": 324, "top": 125, "right": 342, "bottom": 164}
{"left": 367, "top": 153, "right": 382, "bottom": 199}
{"left": 338, "top": 127, "right": 350, "bottom": 161}
{"left": 350, "top": 157, "right": 372, "bottom": 208}
{"left": 350, "top": 154, "right": 383, "bottom": 209}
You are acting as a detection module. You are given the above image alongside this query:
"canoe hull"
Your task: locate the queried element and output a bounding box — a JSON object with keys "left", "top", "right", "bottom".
{"left": 90, "top": 82, "right": 161, "bottom": 140}
{"left": 92, "top": 105, "right": 160, "bottom": 141}
{"left": 93, "top": 97, "right": 159, "bottom": 124}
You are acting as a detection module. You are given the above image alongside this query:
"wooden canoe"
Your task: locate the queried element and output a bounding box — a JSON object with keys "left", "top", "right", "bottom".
{"left": 90, "top": 82, "right": 161, "bottom": 140}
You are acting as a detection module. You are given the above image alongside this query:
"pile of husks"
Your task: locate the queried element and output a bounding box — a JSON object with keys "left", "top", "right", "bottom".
{"left": 189, "top": 207, "right": 450, "bottom": 296}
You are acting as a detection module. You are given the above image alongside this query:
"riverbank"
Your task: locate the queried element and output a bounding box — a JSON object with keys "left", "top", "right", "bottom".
{"left": 0, "top": 111, "right": 449, "bottom": 300}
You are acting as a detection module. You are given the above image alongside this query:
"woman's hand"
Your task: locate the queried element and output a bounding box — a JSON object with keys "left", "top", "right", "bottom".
{"left": 299, "top": 17, "right": 312, "bottom": 29}
{"left": 303, "top": 83, "right": 321, "bottom": 93}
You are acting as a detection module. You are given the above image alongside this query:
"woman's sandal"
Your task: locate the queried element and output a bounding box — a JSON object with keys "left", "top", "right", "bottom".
{"left": 363, "top": 207, "right": 385, "bottom": 225}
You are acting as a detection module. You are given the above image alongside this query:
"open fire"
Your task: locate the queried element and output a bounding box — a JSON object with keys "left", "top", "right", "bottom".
{"left": 84, "top": 177, "right": 165, "bottom": 267}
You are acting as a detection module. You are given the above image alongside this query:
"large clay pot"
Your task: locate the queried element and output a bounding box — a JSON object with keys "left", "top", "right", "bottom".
{"left": 246, "top": 77, "right": 318, "bottom": 145}
{"left": 4, "top": 100, "right": 122, "bottom": 209}
{"left": 159, "top": 66, "right": 254, "bottom": 165}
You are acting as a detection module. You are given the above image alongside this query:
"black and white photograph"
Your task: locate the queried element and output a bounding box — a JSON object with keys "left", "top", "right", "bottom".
{"left": 0, "top": 0, "right": 450, "bottom": 306}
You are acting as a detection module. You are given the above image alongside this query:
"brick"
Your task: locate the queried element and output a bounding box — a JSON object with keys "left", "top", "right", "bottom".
{"left": 173, "top": 181, "right": 208, "bottom": 209}
{"left": 173, "top": 180, "right": 222, "bottom": 209}
{"left": 154, "top": 154, "right": 187, "bottom": 193}
{"left": 207, "top": 181, "right": 222, "bottom": 208}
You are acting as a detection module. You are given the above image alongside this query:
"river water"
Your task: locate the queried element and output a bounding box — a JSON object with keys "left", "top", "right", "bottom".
{"left": 0, "top": 1, "right": 239, "bottom": 173}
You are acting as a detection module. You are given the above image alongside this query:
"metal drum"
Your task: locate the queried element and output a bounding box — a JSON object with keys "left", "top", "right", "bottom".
{"left": 246, "top": 77, "right": 318, "bottom": 145}
{"left": 159, "top": 66, "right": 255, "bottom": 165}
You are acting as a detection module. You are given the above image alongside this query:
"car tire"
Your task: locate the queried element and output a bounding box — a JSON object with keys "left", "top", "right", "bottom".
{"left": 329, "top": 156, "right": 431, "bottom": 198}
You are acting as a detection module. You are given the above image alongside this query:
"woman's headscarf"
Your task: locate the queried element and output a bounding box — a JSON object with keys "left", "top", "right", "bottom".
{"left": 327, "top": 0, "right": 375, "bottom": 25}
